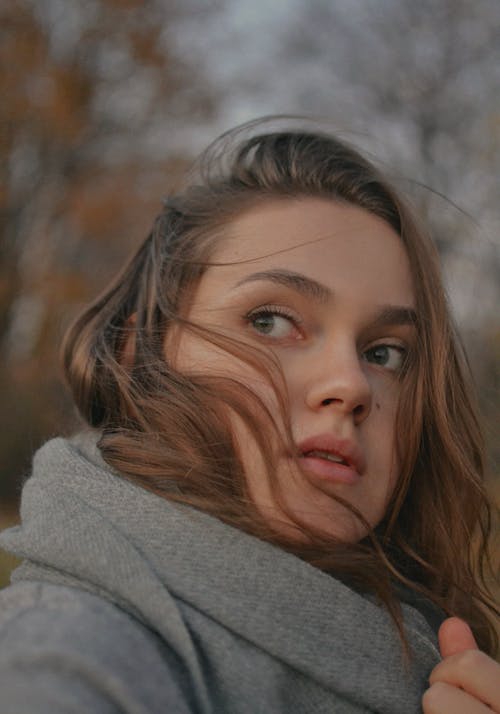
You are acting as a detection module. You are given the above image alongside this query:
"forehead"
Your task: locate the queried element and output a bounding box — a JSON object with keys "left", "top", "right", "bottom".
{"left": 204, "top": 197, "right": 414, "bottom": 308}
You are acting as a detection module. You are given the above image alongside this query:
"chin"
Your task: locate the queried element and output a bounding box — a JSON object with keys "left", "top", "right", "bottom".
{"left": 260, "top": 502, "right": 371, "bottom": 544}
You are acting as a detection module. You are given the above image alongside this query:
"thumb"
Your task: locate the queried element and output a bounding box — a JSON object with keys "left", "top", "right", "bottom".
{"left": 438, "top": 617, "right": 479, "bottom": 658}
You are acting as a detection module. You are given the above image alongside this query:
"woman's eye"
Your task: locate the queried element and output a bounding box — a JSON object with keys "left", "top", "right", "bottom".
{"left": 363, "top": 344, "right": 406, "bottom": 372}
{"left": 248, "top": 310, "right": 299, "bottom": 339}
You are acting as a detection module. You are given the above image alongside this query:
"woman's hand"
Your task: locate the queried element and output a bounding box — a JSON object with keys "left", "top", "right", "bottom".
{"left": 422, "top": 617, "right": 500, "bottom": 712}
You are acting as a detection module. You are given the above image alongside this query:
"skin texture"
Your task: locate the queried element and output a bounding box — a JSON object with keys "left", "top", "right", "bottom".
{"left": 170, "top": 197, "right": 416, "bottom": 542}
{"left": 423, "top": 617, "right": 500, "bottom": 712}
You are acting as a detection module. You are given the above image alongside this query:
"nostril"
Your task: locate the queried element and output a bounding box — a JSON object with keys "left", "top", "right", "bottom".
{"left": 353, "top": 403, "right": 365, "bottom": 417}
{"left": 318, "top": 395, "right": 370, "bottom": 418}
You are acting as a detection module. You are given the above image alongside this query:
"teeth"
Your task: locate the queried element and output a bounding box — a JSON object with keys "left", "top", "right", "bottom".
{"left": 306, "top": 450, "right": 345, "bottom": 464}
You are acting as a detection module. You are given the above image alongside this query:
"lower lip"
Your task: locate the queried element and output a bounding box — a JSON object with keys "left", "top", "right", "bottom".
{"left": 298, "top": 456, "right": 361, "bottom": 485}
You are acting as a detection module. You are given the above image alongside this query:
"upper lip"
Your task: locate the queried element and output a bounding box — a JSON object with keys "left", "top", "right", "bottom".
{"left": 295, "top": 434, "right": 366, "bottom": 475}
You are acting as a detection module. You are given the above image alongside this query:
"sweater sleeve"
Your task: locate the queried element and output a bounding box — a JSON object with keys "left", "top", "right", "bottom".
{"left": 0, "top": 581, "right": 197, "bottom": 714}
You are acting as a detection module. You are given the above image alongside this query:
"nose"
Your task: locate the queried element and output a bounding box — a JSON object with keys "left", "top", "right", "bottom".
{"left": 304, "top": 343, "right": 372, "bottom": 424}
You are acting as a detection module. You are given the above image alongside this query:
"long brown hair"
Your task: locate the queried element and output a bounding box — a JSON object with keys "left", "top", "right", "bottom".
{"left": 63, "top": 120, "right": 499, "bottom": 655}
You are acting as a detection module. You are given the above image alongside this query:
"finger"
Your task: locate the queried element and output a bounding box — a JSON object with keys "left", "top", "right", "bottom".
{"left": 429, "top": 649, "right": 500, "bottom": 711}
{"left": 438, "top": 617, "right": 478, "bottom": 658}
{"left": 423, "top": 681, "right": 493, "bottom": 714}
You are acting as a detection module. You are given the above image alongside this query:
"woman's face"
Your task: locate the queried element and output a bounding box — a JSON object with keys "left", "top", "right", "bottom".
{"left": 169, "top": 197, "right": 416, "bottom": 542}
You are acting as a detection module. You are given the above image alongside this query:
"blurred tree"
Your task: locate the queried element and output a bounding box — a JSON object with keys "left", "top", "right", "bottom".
{"left": 284, "top": 0, "right": 499, "bottom": 228}
{"left": 0, "top": 0, "right": 222, "bottom": 508}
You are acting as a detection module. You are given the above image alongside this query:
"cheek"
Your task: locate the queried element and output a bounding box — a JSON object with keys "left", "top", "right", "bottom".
{"left": 166, "top": 326, "right": 247, "bottom": 378}
{"left": 167, "top": 329, "right": 282, "bottom": 419}
{"left": 370, "top": 382, "right": 401, "bottom": 470}
{"left": 175, "top": 336, "right": 226, "bottom": 374}
{"left": 372, "top": 375, "right": 400, "bottom": 424}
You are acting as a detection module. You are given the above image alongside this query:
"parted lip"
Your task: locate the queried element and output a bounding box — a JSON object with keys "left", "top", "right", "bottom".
{"left": 296, "top": 433, "right": 366, "bottom": 475}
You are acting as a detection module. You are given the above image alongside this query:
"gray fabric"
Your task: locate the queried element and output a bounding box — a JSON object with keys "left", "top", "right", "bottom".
{"left": 0, "top": 433, "right": 441, "bottom": 713}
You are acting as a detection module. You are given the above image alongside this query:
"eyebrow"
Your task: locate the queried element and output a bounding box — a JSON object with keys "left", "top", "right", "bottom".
{"left": 233, "top": 269, "right": 417, "bottom": 327}
{"left": 234, "top": 269, "right": 332, "bottom": 304}
{"left": 369, "top": 306, "right": 417, "bottom": 329}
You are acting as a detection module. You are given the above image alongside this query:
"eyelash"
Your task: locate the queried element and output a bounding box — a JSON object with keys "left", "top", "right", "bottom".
{"left": 362, "top": 343, "right": 408, "bottom": 373}
{"left": 245, "top": 305, "right": 409, "bottom": 372}
{"left": 245, "top": 305, "right": 303, "bottom": 339}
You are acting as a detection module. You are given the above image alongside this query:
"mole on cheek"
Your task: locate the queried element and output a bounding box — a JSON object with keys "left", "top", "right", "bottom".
{"left": 375, "top": 402, "right": 381, "bottom": 410}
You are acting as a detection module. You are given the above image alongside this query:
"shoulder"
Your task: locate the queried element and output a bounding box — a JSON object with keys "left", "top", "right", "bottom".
{"left": 0, "top": 579, "right": 159, "bottom": 656}
{"left": 0, "top": 580, "right": 196, "bottom": 714}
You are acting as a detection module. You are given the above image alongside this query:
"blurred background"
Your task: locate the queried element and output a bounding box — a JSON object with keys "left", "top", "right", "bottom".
{"left": 1, "top": 0, "right": 499, "bottom": 587}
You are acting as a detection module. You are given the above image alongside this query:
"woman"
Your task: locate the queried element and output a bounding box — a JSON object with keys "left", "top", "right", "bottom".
{"left": 0, "top": 121, "right": 498, "bottom": 713}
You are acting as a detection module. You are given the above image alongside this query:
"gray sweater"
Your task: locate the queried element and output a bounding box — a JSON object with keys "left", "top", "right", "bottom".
{"left": 0, "top": 433, "right": 441, "bottom": 713}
